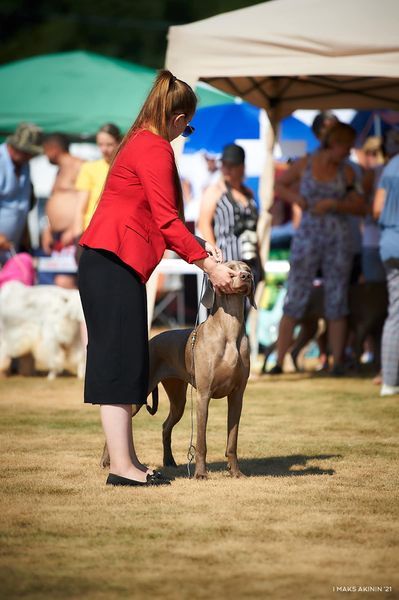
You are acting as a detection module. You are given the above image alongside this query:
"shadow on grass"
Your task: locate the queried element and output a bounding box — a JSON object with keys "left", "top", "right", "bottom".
{"left": 163, "top": 454, "right": 341, "bottom": 479}
{"left": 261, "top": 366, "right": 378, "bottom": 381}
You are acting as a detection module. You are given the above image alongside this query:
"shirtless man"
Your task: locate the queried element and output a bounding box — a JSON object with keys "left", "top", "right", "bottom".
{"left": 41, "top": 133, "right": 84, "bottom": 288}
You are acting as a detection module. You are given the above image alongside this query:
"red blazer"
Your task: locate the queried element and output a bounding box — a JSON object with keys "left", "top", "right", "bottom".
{"left": 79, "top": 129, "right": 207, "bottom": 283}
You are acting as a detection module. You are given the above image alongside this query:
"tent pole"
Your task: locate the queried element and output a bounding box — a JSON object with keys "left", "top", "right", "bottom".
{"left": 373, "top": 112, "right": 382, "bottom": 137}
{"left": 248, "top": 111, "right": 277, "bottom": 367}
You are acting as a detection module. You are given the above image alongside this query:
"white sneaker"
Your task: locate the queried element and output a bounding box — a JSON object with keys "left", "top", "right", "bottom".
{"left": 380, "top": 384, "right": 399, "bottom": 397}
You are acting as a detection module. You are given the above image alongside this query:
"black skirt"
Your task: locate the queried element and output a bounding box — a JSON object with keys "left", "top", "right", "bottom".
{"left": 78, "top": 247, "right": 149, "bottom": 405}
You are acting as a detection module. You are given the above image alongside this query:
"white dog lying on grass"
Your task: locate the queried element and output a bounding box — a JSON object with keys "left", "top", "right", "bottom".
{"left": 0, "top": 281, "right": 86, "bottom": 379}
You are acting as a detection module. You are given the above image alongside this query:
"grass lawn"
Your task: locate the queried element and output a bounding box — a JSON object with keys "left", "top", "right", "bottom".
{"left": 0, "top": 372, "right": 398, "bottom": 600}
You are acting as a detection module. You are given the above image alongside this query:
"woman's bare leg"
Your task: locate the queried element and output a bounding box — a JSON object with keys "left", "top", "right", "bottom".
{"left": 276, "top": 315, "right": 297, "bottom": 367}
{"left": 100, "top": 405, "right": 147, "bottom": 482}
{"left": 328, "top": 318, "right": 347, "bottom": 368}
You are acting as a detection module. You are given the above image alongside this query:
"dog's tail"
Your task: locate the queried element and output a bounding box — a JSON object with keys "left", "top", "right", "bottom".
{"left": 146, "top": 386, "right": 159, "bottom": 416}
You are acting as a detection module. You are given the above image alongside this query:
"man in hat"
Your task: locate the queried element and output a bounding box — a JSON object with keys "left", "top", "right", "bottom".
{"left": 0, "top": 122, "right": 42, "bottom": 263}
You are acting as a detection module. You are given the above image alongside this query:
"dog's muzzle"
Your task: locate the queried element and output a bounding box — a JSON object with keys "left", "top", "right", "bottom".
{"left": 239, "top": 271, "right": 251, "bottom": 282}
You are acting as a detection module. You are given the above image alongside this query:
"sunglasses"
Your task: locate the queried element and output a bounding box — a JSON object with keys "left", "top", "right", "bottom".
{"left": 182, "top": 124, "right": 195, "bottom": 138}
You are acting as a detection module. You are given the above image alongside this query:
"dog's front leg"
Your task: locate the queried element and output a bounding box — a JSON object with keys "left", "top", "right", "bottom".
{"left": 194, "top": 393, "right": 210, "bottom": 479}
{"left": 226, "top": 388, "right": 245, "bottom": 477}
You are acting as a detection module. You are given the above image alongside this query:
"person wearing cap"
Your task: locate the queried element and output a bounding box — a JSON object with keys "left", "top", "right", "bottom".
{"left": 373, "top": 128, "right": 399, "bottom": 397}
{"left": 0, "top": 122, "right": 42, "bottom": 264}
{"left": 198, "top": 143, "right": 262, "bottom": 288}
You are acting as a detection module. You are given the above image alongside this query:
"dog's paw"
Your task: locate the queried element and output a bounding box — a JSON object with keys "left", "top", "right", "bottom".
{"left": 229, "top": 470, "right": 246, "bottom": 478}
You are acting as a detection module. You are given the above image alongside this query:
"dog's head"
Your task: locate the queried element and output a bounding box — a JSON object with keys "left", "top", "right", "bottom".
{"left": 201, "top": 260, "right": 257, "bottom": 310}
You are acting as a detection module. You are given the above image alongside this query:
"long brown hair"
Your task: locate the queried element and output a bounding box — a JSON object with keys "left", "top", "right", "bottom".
{"left": 111, "top": 70, "right": 197, "bottom": 220}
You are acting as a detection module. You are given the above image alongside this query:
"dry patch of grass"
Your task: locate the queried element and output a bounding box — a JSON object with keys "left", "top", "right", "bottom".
{"left": 0, "top": 373, "right": 398, "bottom": 600}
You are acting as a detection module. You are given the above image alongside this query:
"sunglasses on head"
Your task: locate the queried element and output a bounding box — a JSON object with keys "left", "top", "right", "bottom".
{"left": 182, "top": 124, "right": 195, "bottom": 138}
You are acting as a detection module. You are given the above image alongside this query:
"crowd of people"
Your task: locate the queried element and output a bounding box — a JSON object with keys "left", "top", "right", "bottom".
{"left": 267, "top": 112, "right": 399, "bottom": 398}
{"left": 1, "top": 108, "right": 399, "bottom": 398}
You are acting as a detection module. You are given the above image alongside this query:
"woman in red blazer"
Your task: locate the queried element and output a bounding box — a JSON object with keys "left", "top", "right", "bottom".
{"left": 78, "top": 71, "right": 235, "bottom": 487}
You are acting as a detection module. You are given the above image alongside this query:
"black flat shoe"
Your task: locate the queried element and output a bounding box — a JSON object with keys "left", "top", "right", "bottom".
{"left": 106, "top": 473, "right": 171, "bottom": 487}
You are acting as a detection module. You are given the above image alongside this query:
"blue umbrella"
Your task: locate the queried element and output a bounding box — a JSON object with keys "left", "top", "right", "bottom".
{"left": 350, "top": 110, "right": 399, "bottom": 145}
{"left": 184, "top": 102, "right": 260, "bottom": 154}
{"left": 185, "top": 104, "right": 320, "bottom": 156}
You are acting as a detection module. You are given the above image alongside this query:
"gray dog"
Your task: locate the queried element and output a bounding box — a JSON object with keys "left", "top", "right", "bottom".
{"left": 101, "top": 260, "right": 255, "bottom": 479}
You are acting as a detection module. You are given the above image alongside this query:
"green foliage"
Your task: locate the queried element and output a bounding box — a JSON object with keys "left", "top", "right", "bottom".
{"left": 0, "top": 0, "right": 268, "bottom": 67}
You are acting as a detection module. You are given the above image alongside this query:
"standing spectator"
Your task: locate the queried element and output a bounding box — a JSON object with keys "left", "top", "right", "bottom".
{"left": 314, "top": 112, "right": 363, "bottom": 283}
{"left": 373, "top": 130, "right": 399, "bottom": 396}
{"left": 269, "top": 123, "right": 365, "bottom": 375}
{"left": 270, "top": 112, "right": 340, "bottom": 251}
{"left": 198, "top": 143, "right": 262, "bottom": 286}
{"left": 41, "top": 133, "right": 84, "bottom": 288}
{"left": 0, "top": 123, "right": 42, "bottom": 263}
{"left": 65, "top": 124, "right": 121, "bottom": 241}
{"left": 361, "top": 136, "right": 386, "bottom": 282}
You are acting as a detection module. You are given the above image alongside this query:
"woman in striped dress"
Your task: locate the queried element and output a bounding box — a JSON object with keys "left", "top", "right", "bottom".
{"left": 198, "top": 144, "right": 262, "bottom": 286}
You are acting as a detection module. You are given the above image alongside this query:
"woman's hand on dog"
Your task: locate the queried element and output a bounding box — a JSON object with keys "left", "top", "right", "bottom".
{"left": 205, "top": 241, "right": 223, "bottom": 263}
{"left": 203, "top": 259, "right": 236, "bottom": 294}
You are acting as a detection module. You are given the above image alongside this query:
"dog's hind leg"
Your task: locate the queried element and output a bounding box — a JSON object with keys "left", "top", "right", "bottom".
{"left": 290, "top": 318, "right": 318, "bottom": 371}
{"left": 100, "top": 442, "right": 110, "bottom": 468}
{"left": 226, "top": 387, "right": 245, "bottom": 477}
{"left": 162, "top": 378, "right": 188, "bottom": 467}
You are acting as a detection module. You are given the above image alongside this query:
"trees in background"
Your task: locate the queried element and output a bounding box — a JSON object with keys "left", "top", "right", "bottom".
{"left": 0, "top": 0, "right": 267, "bottom": 68}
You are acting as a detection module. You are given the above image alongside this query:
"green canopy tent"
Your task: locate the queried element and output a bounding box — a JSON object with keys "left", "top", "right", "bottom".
{"left": 0, "top": 50, "right": 235, "bottom": 136}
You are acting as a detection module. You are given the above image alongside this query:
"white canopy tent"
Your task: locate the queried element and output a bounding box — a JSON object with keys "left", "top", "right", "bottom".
{"left": 166, "top": 0, "right": 399, "bottom": 221}
{"left": 161, "top": 0, "right": 399, "bottom": 346}
{"left": 166, "top": 0, "right": 399, "bottom": 121}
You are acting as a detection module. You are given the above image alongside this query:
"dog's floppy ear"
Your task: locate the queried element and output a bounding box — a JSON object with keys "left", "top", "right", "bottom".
{"left": 249, "top": 274, "right": 257, "bottom": 309}
{"left": 201, "top": 278, "right": 215, "bottom": 309}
